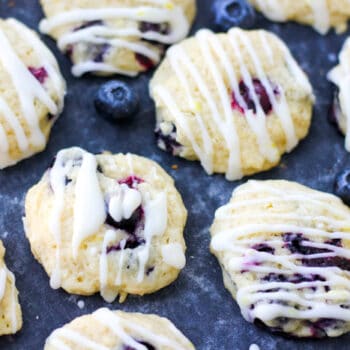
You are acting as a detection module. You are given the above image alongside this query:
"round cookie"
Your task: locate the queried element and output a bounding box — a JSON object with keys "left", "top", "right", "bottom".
{"left": 328, "top": 37, "right": 350, "bottom": 151}
{"left": 150, "top": 28, "right": 314, "bottom": 181}
{"left": 210, "top": 180, "right": 350, "bottom": 337}
{"left": 24, "top": 147, "right": 187, "bottom": 303}
{"left": 45, "top": 307, "right": 195, "bottom": 350}
{"left": 248, "top": 0, "right": 350, "bottom": 34}
{"left": 0, "top": 240, "right": 22, "bottom": 335}
{"left": 39, "top": 0, "right": 196, "bottom": 77}
{"left": 0, "top": 18, "right": 66, "bottom": 169}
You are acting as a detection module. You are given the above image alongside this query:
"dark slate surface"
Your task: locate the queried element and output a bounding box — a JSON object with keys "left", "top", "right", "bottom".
{"left": 0, "top": 0, "right": 350, "bottom": 349}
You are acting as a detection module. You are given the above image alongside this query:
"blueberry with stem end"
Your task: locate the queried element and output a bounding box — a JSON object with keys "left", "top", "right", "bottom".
{"left": 335, "top": 169, "right": 350, "bottom": 205}
{"left": 213, "top": 0, "right": 256, "bottom": 32}
{"left": 94, "top": 81, "right": 140, "bottom": 121}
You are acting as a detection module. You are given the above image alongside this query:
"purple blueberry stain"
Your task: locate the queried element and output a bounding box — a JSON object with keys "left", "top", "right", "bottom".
{"left": 139, "top": 21, "right": 170, "bottom": 35}
{"left": 28, "top": 66, "right": 48, "bottom": 84}
{"left": 105, "top": 206, "right": 144, "bottom": 236}
{"left": 231, "top": 79, "right": 279, "bottom": 115}
{"left": 252, "top": 243, "right": 275, "bottom": 254}
{"left": 135, "top": 53, "right": 155, "bottom": 70}
{"left": 74, "top": 20, "right": 104, "bottom": 32}
{"left": 155, "top": 124, "right": 183, "bottom": 156}
{"left": 118, "top": 176, "right": 144, "bottom": 189}
{"left": 123, "top": 341, "right": 155, "bottom": 350}
{"left": 283, "top": 232, "right": 350, "bottom": 270}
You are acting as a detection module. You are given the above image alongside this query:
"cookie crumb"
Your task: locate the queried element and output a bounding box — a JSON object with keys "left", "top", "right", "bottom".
{"left": 171, "top": 164, "right": 178, "bottom": 170}
{"left": 77, "top": 300, "right": 85, "bottom": 309}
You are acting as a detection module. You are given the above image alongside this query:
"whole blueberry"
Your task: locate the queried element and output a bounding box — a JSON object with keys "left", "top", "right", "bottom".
{"left": 213, "top": 0, "right": 255, "bottom": 31}
{"left": 335, "top": 169, "right": 350, "bottom": 205}
{"left": 94, "top": 81, "right": 139, "bottom": 121}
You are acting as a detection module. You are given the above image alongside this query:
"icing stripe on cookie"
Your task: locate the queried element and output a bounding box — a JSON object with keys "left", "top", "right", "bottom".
{"left": 46, "top": 308, "right": 191, "bottom": 350}
{"left": 39, "top": 4, "right": 190, "bottom": 76}
{"left": 0, "top": 19, "right": 65, "bottom": 169}
{"left": 211, "top": 181, "right": 350, "bottom": 325}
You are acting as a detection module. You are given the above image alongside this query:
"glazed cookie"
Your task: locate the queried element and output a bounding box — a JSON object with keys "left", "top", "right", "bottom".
{"left": 45, "top": 308, "right": 195, "bottom": 349}
{"left": 24, "top": 147, "right": 187, "bottom": 302}
{"left": 248, "top": 0, "right": 350, "bottom": 34}
{"left": 150, "top": 28, "right": 314, "bottom": 180}
{"left": 39, "top": 0, "right": 196, "bottom": 77}
{"left": 328, "top": 37, "right": 350, "bottom": 151}
{"left": 210, "top": 180, "right": 350, "bottom": 337}
{"left": 0, "top": 18, "right": 66, "bottom": 169}
{"left": 0, "top": 240, "right": 22, "bottom": 335}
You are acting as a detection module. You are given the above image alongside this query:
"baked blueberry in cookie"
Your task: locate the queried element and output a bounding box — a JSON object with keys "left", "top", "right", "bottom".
{"left": 94, "top": 81, "right": 140, "bottom": 121}
{"left": 44, "top": 308, "right": 195, "bottom": 350}
{"left": 211, "top": 180, "right": 350, "bottom": 337}
{"left": 0, "top": 241, "right": 22, "bottom": 335}
{"left": 0, "top": 18, "right": 66, "bottom": 169}
{"left": 213, "top": 0, "right": 256, "bottom": 31}
{"left": 247, "top": 0, "right": 350, "bottom": 34}
{"left": 150, "top": 28, "right": 314, "bottom": 180}
{"left": 39, "top": 0, "right": 196, "bottom": 77}
{"left": 24, "top": 147, "right": 187, "bottom": 302}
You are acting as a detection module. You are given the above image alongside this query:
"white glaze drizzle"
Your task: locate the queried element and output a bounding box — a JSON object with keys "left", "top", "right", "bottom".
{"left": 211, "top": 181, "right": 350, "bottom": 325}
{"left": 49, "top": 148, "right": 106, "bottom": 289}
{"left": 46, "top": 308, "right": 191, "bottom": 350}
{"left": 161, "top": 243, "right": 186, "bottom": 269}
{"left": 136, "top": 190, "right": 168, "bottom": 282}
{"left": 253, "top": 0, "right": 331, "bottom": 34}
{"left": 72, "top": 151, "right": 106, "bottom": 259}
{"left": 39, "top": 4, "right": 190, "bottom": 77}
{"left": 0, "top": 19, "right": 65, "bottom": 169}
{"left": 153, "top": 29, "right": 311, "bottom": 180}
{"left": 328, "top": 37, "right": 350, "bottom": 151}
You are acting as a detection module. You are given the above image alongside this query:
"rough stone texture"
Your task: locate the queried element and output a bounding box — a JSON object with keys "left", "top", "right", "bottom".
{"left": 0, "top": 0, "right": 350, "bottom": 349}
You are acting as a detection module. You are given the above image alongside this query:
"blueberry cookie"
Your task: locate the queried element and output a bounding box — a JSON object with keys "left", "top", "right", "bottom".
{"left": 24, "top": 147, "right": 187, "bottom": 302}
{"left": 210, "top": 180, "right": 350, "bottom": 337}
{"left": 150, "top": 28, "right": 314, "bottom": 180}
{"left": 0, "top": 18, "right": 66, "bottom": 169}
{"left": 45, "top": 307, "right": 195, "bottom": 350}
{"left": 0, "top": 240, "right": 22, "bottom": 335}
{"left": 39, "top": 0, "right": 196, "bottom": 77}
{"left": 328, "top": 38, "right": 350, "bottom": 151}
{"left": 248, "top": 0, "right": 350, "bottom": 34}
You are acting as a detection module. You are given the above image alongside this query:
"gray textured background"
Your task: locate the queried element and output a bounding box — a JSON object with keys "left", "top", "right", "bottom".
{"left": 0, "top": 0, "right": 350, "bottom": 349}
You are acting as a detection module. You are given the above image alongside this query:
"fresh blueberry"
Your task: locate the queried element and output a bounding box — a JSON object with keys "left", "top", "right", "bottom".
{"left": 94, "top": 81, "right": 140, "bottom": 121}
{"left": 213, "top": 0, "right": 256, "bottom": 31}
{"left": 335, "top": 169, "right": 350, "bottom": 205}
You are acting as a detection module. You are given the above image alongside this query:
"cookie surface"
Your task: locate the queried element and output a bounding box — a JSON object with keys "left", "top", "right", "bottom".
{"left": 0, "top": 240, "right": 22, "bottom": 336}
{"left": 150, "top": 28, "right": 314, "bottom": 180}
{"left": 210, "top": 180, "right": 350, "bottom": 337}
{"left": 328, "top": 37, "right": 350, "bottom": 151}
{"left": 39, "top": 0, "right": 196, "bottom": 77}
{"left": 24, "top": 147, "right": 187, "bottom": 302}
{"left": 44, "top": 307, "right": 195, "bottom": 350}
{"left": 0, "top": 18, "right": 66, "bottom": 169}
{"left": 248, "top": 0, "right": 350, "bottom": 34}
